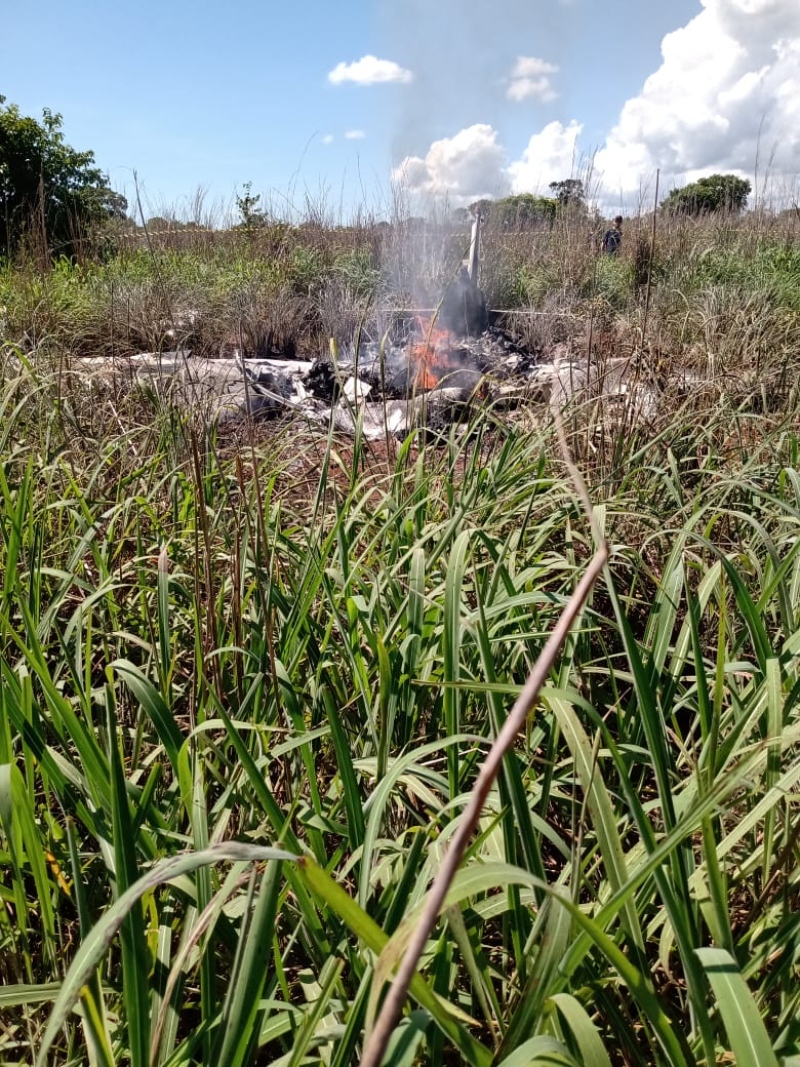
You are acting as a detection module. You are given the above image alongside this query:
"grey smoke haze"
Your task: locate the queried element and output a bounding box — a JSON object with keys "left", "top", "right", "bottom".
{"left": 377, "top": 0, "right": 566, "bottom": 164}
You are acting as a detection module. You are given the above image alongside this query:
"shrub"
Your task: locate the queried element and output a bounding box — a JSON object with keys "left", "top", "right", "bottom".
{"left": 0, "top": 97, "right": 126, "bottom": 260}
{"left": 661, "top": 173, "right": 751, "bottom": 216}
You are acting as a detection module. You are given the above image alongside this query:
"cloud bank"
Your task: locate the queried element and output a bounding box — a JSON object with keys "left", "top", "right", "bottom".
{"left": 394, "top": 0, "right": 800, "bottom": 209}
{"left": 594, "top": 0, "right": 800, "bottom": 205}
{"left": 508, "top": 121, "right": 583, "bottom": 193}
{"left": 393, "top": 124, "right": 511, "bottom": 202}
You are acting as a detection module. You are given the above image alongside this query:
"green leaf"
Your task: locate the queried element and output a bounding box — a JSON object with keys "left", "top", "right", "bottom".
{"left": 0, "top": 983, "right": 63, "bottom": 1007}
{"left": 544, "top": 691, "right": 643, "bottom": 950}
{"left": 107, "top": 709, "right": 150, "bottom": 1067}
{"left": 497, "top": 1034, "right": 579, "bottom": 1066}
{"left": 296, "top": 855, "right": 492, "bottom": 1067}
{"left": 0, "top": 762, "right": 56, "bottom": 957}
{"left": 111, "top": 658, "right": 184, "bottom": 772}
{"left": 322, "top": 685, "right": 365, "bottom": 850}
{"left": 212, "top": 860, "right": 283, "bottom": 1067}
{"left": 500, "top": 891, "right": 573, "bottom": 1055}
{"left": 443, "top": 529, "right": 473, "bottom": 798}
{"left": 549, "top": 993, "right": 613, "bottom": 1067}
{"left": 696, "top": 947, "right": 779, "bottom": 1067}
{"left": 35, "top": 843, "right": 293, "bottom": 1067}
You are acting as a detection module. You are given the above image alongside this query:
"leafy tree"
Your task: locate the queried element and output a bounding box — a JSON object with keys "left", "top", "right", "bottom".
{"left": 234, "top": 181, "right": 267, "bottom": 229}
{"left": 661, "top": 173, "right": 751, "bottom": 216}
{"left": 144, "top": 216, "right": 175, "bottom": 231}
{"left": 467, "top": 198, "right": 493, "bottom": 219}
{"left": 0, "top": 96, "right": 126, "bottom": 259}
{"left": 491, "top": 193, "right": 557, "bottom": 229}
{"left": 548, "top": 178, "right": 585, "bottom": 209}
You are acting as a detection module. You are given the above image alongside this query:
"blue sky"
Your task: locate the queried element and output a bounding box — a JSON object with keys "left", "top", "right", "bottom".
{"left": 3, "top": 0, "right": 798, "bottom": 219}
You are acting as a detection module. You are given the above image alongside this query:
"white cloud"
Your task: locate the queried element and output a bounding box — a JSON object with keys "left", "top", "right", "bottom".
{"left": 394, "top": 120, "right": 583, "bottom": 204}
{"left": 345, "top": 129, "right": 366, "bottom": 139}
{"left": 391, "top": 0, "right": 800, "bottom": 211}
{"left": 393, "top": 124, "right": 511, "bottom": 204}
{"left": 506, "top": 56, "right": 559, "bottom": 103}
{"left": 322, "top": 134, "right": 334, "bottom": 145}
{"left": 593, "top": 0, "right": 800, "bottom": 206}
{"left": 328, "top": 55, "right": 413, "bottom": 86}
{"left": 508, "top": 121, "right": 584, "bottom": 193}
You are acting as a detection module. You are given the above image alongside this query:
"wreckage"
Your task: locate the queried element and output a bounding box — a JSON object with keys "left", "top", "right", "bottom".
{"left": 64, "top": 218, "right": 660, "bottom": 436}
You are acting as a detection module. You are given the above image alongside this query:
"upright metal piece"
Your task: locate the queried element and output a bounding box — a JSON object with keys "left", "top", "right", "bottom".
{"left": 467, "top": 208, "right": 482, "bottom": 284}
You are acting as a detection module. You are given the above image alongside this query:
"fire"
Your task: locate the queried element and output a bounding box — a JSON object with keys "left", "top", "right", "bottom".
{"left": 410, "top": 318, "right": 458, "bottom": 391}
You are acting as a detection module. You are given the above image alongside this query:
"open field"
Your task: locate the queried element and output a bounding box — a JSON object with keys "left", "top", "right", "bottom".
{"left": 1, "top": 206, "right": 800, "bottom": 1065}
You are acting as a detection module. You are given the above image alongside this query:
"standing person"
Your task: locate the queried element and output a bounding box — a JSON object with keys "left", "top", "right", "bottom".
{"left": 601, "top": 216, "right": 623, "bottom": 255}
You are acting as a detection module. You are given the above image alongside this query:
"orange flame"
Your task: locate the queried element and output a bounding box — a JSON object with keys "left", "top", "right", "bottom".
{"left": 410, "top": 318, "right": 457, "bottom": 390}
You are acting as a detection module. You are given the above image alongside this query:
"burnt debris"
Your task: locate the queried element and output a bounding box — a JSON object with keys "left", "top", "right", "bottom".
{"left": 437, "top": 267, "right": 488, "bottom": 337}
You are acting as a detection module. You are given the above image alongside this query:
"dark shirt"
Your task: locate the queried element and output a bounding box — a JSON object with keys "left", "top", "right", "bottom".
{"left": 601, "top": 227, "right": 622, "bottom": 255}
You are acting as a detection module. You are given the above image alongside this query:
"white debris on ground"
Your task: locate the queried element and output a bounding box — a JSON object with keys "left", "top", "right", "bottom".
{"left": 59, "top": 335, "right": 666, "bottom": 438}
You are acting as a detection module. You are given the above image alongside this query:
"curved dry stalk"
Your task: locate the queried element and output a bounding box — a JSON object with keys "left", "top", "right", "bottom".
{"left": 360, "top": 372, "right": 608, "bottom": 1067}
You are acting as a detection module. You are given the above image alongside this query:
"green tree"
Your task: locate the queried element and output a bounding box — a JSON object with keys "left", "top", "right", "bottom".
{"left": 661, "top": 173, "right": 751, "bottom": 216}
{"left": 548, "top": 178, "right": 585, "bottom": 209}
{"left": 144, "top": 216, "right": 175, "bottom": 232}
{"left": 0, "top": 96, "right": 126, "bottom": 259}
{"left": 234, "top": 181, "right": 267, "bottom": 229}
{"left": 491, "top": 193, "right": 557, "bottom": 229}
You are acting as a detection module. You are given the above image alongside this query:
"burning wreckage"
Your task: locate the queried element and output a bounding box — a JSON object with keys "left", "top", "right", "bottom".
{"left": 70, "top": 268, "right": 564, "bottom": 438}
{"left": 70, "top": 255, "right": 655, "bottom": 435}
{"left": 240, "top": 269, "right": 548, "bottom": 438}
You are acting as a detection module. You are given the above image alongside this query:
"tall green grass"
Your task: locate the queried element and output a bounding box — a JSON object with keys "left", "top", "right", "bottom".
{"left": 3, "top": 203, "right": 799, "bottom": 372}
{"left": 0, "top": 346, "right": 799, "bottom": 1066}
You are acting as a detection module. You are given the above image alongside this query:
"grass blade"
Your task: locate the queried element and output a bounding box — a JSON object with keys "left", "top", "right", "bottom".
{"left": 35, "top": 843, "right": 293, "bottom": 1067}
{"left": 696, "top": 947, "right": 779, "bottom": 1067}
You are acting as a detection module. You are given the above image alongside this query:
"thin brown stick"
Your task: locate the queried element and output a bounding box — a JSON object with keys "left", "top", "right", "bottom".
{"left": 360, "top": 374, "right": 608, "bottom": 1067}
{"left": 641, "top": 168, "right": 660, "bottom": 340}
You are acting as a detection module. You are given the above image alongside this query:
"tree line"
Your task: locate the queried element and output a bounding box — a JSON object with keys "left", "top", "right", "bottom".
{"left": 472, "top": 174, "right": 752, "bottom": 229}
{"left": 0, "top": 96, "right": 753, "bottom": 261}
